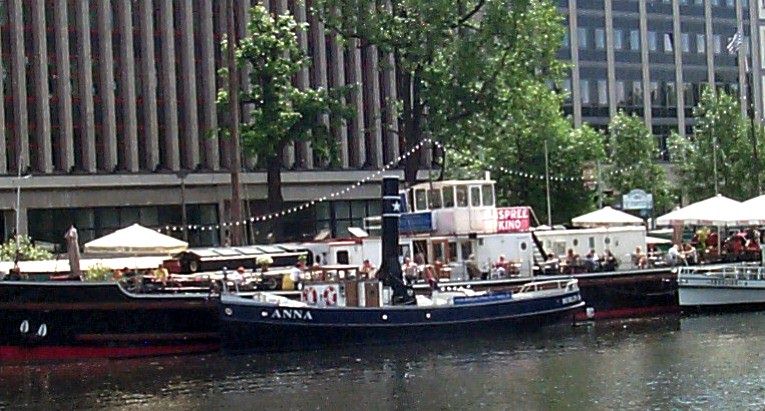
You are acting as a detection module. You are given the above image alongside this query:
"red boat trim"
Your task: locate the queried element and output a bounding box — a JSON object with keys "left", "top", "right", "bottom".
{"left": 0, "top": 343, "right": 220, "bottom": 362}
{"left": 575, "top": 305, "right": 679, "bottom": 321}
{"left": 75, "top": 332, "right": 219, "bottom": 342}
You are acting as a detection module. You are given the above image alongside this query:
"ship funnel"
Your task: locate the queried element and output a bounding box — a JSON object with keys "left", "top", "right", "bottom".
{"left": 378, "top": 176, "right": 414, "bottom": 305}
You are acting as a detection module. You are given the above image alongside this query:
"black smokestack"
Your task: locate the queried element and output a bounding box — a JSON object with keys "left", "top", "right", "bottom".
{"left": 378, "top": 176, "right": 414, "bottom": 304}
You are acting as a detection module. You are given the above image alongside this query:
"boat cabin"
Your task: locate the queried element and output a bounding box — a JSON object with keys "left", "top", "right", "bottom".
{"left": 170, "top": 245, "right": 310, "bottom": 274}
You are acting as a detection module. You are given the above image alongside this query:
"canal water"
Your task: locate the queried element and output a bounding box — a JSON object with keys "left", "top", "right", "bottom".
{"left": 3, "top": 313, "right": 765, "bottom": 410}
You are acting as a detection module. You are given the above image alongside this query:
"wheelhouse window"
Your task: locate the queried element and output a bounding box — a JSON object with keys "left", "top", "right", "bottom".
{"left": 456, "top": 185, "right": 469, "bottom": 207}
{"left": 414, "top": 189, "right": 428, "bottom": 211}
{"left": 481, "top": 184, "right": 495, "bottom": 206}
{"left": 428, "top": 189, "right": 443, "bottom": 209}
{"left": 470, "top": 186, "right": 481, "bottom": 207}
{"left": 443, "top": 186, "right": 455, "bottom": 207}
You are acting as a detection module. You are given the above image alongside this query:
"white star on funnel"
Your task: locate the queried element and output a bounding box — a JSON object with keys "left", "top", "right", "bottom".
{"left": 392, "top": 201, "right": 401, "bottom": 212}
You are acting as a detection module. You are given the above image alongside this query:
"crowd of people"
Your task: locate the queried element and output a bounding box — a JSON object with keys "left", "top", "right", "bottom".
{"left": 540, "top": 249, "right": 619, "bottom": 275}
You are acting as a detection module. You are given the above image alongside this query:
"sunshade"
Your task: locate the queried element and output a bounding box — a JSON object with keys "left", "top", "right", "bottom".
{"left": 655, "top": 194, "right": 759, "bottom": 226}
{"left": 84, "top": 224, "right": 188, "bottom": 255}
{"left": 571, "top": 206, "right": 643, "bottom": 227}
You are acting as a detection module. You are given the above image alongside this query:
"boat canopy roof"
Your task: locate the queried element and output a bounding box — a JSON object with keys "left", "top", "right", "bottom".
{"left": 409, "top": 180, "right": 495, "bottom": 190}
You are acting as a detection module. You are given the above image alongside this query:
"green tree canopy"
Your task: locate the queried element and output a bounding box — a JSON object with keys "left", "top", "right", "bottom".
{"left": 313, "top": 0, "right": 567, "bottom": 183}
{"left": 669, "top": 87, "right": 762, "bottom": 202}
{"left": 606, "top": 112, "right": 673, "bottom": 212}
{"left": 0, "top": 235, "right": 52, "bottom": 262}
{"left": 219, "top": 5, "right": 350, "bottom": 211}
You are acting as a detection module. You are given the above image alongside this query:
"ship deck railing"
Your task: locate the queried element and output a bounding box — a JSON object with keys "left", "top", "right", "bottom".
{"left": 678, "top": 263, "right": 765, "bottom": 281}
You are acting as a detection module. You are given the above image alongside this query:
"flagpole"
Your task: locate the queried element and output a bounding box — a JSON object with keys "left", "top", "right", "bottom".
{"left": 544, "top": 139, "right": 552, "bottom": 226}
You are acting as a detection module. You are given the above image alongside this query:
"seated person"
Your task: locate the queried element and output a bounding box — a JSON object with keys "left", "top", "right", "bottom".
{"left": 494, "top": 254, "right": 508, "bottom": 277}
{"left": 465, "top": 254, "right": 482, "bottom": 280}
{"left": 681, "top": 243, "right": 697, "bottom": 264}
{"left": 543, "top": 253, "right": 560, "bottom": 275}
{"left": 359, "top": 259, "right": 376, "bottom": 279}
{"left": 153, "top": 264, "right": 169, "bottom": 285}
{"left": 632, "top": 246, "right": 648, "bottom": 269}
{"left": 584, "top": 249, "right": 600, "bottom": 272}
{"left": 601, "top": 250, "right": 618, "bottom": 272}
{"left": 423, "top": 264, "right": 438, "bottom": 290}
{"left": 402, "top": 257, "right": 418, "bottom": 284}
{"left": 666, "top": 243, "right": 685, "bottom": 266}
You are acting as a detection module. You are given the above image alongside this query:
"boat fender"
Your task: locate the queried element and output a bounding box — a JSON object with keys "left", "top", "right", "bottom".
{"left": 323, "top": 286, "right": 338, "bottom": 306}
{"left": 303, "top": 287, "right": 318, "bottom": 305}
{"left": 19, "top": 320, "right": 29, "bottom": 334}
{"left": 37, "top": 324, "right": 47, "bottom": 338}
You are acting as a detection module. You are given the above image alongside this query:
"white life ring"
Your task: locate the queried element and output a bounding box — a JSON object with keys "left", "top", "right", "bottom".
{"left": 323, "top": 286, "right": 338, "bottom": 306}
{"left": 302, "top": 287, "right": 318, "bottom": 304}
{"left": 19, "top": 320, "right": 29, "bottom": 334}
{"left": 37, "top": 323, "right": 47, "bottom": 338}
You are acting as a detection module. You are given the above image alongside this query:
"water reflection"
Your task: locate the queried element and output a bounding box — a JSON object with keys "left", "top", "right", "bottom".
{"left": 4, "top": 314, "right": 765, "bottom": 409}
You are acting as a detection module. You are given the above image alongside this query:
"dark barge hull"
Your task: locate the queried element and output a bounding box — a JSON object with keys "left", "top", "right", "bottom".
{"left": 0, "top": 281, "right": 219, "bottom": 363}
{"left": 219, "top": 291, "right": 584, "bottom": 353}
{"left": 415, "top": 268, "right": 679, "bottom": 321}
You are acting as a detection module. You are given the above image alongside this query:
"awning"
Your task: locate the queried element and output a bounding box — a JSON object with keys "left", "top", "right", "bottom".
{"left": 571, "top": 206, "right": 644, "bottom": 227}
{"left": 655, "top": 194, "right": 760, "bottom": 226}
{"left": 84, "top": 224, "right": 188, "bottom": 255}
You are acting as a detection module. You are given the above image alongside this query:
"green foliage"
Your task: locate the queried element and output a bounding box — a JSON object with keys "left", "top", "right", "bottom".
{"left": 218, "top": 5, "right": 352, "bottom": 204}
{"left": 606, "top": 112, "right": 673, "bottom": 212}
{"left": 314, "top": 0, "right": 568, "bottom": 180}
{"left": 670, "top": 87, "right": 762, "bottom": 202}
{"left": 82, "top": 263, "right": 113, "bottom": 282}
{"left": 0, "top": 235, "right": 53, "bottom": 262}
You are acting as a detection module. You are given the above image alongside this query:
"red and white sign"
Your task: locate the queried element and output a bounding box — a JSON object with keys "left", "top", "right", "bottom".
{"left": 497, "top": 207, "right": 531, "bottom": 233}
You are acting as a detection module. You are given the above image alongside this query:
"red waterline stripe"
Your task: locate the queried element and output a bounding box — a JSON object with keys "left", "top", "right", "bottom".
{"left": 574, "top": 305, "right": 680, "bottom": 321}
{"left": 0, "top": 343, "right": 220, "bottom": 363}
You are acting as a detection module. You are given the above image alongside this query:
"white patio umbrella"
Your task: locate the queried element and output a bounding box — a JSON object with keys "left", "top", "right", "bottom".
{"left": 742, "top": 195, "right": 765, "bottom": 222}
{"left": 84, "top": 224, "right": 188, "bottom": 255}
{"left": 571, "top": 206, "right": 644, "bottom": 227}
{"left": 655, "top": 194, "right": 760, "bottom": 226}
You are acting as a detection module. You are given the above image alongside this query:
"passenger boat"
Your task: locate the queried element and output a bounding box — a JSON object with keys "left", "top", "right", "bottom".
{"left": 0, "top": 281, "right": 219, "bottom": 362}
{"left": 678, "top": 264, "right": 765, "bottom": 310}
{"left": 219, "top": 176, "right": 584, "bottom": 352}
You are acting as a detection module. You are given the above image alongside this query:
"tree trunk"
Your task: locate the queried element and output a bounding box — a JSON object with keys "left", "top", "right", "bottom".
{"left": 266, "top": 143, "right": 285, "bottom": 241}
{"left": 404, "top": 69, "right": 423, "bottom": 185}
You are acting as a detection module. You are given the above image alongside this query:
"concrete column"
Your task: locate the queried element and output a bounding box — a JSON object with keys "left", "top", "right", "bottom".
{"left": 271, "top": 0, "right": 295, "bottom": 169}
{"left": 381, "top": 53, "right": 399, "bottom": 164}
{"left": 705, "top": 0, "right": 716, "bottom": 90}
{"left": 737, "top": 0, "right": 747, "bottom": 114}
{"left": 159, "top": 1, "right": 180, "bottom": 170}
{"left": 328, "top": 8, "right": 349, "bottom": 168}
{"left": 116, "top": 0, "right": 139, "bottom": 172}
{"left": 178, "top": 0, "right": 200, "bottom": 169}
{"left": 53, "top": 0, "right": 74, "bottom": 173}
{"left": 347, "top": 39, "right": 366, "bottom": 168}
{"left": 672, "top": 0, "right": 686, "bottom": 137}
{"left": 74, "top": 0, "right": 97, "bottom": 173}
{"left": 0, "top": 8, "right": 6, "bottom": 174}
{"left": 199, "top": 0, "right": 220, "bottom": 170}
{"left": 604, "top": 0, "right": 617, "bottom": 119}
{"left": 138, "top": 0, "right": 160, "bottom": 171}
{"left": 362, "top": 43, "right": 383, "bottom": 168}
{"left": 568, "top": 0, "right": 582, "bottom": 126}
{"left": 639, "top": 0, "right": 652, "bottom": 129}
{"left": 215, "top": 0, "right": 231, "bottom": 170}
{"left": 749, "top": 0, "right": 762, "bottom": 119}
{"left": 96, "top": 0, "right": 118, "bottom": 171}
{"left": 239, "top": 1, "right": 260, "bottom": 170}
{"left": 30, "top": 0, "right": 53, "bottom": 174}
{"left": 309, "top": 3, "right": 329, "bottom": 169}
{"left": 8, "top": 0, "right": 29, "bottom": 172}
{"left": 293, "top": 0, "right": 313, "bottom": 169}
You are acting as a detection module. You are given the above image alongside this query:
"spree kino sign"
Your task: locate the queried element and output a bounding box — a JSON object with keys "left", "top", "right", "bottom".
{"left": 497, "top": 207, "right": 531, "bottom": 233}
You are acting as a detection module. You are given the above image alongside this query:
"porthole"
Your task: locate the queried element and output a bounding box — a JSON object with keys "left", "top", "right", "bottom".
{"left": 572, "top": 239, "right": 579, "bottom": 247}
{"left": 381, "top": 314, "right": 389, "bottom": 321}
{"left": 224, "top": 307, "right": 233, "bottom": 316}
{"left": 520, "top": 242, "right": 528, "bottom": 251}
{"left": 604, "top": 237, "right": 611, "bottom": 245}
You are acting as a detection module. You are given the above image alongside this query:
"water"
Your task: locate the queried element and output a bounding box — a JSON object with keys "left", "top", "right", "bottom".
{"left": 3, "top": 313, "right": 765, "bottom": 410}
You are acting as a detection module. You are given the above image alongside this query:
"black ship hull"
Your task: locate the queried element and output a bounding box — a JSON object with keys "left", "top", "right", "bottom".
{"left": 0, "top": 281, "right": 219, "bottom": 363}
{"left": 219, "top": 289, "right": 584, "bottom": 353}
{"left": 416, "top": 268, "right": 679, "bottom": 321}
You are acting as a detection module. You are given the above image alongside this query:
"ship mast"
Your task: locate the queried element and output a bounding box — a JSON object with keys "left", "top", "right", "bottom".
{"left": 227, "top": 0, "right": 243, "bottom": 245}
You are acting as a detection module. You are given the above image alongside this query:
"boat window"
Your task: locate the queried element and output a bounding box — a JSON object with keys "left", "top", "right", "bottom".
{"left": 520, "top": 242, "right": 528, "bottom": 251}
{"left": 470, "top": 186, "right": 481, "bottom": 207}
{"left": 589, "top": 237, "right": 595, "bottom": 248}
{"left": 428, "top": 189, "right": 442, "bottom": 209}
{"left": 447, "top": 242, "right": 457, "bottom": 262}
{"left": 460, "top": 241, "right": 473, "bottom": 259}
{"left": 456, "top": 185, "right": 469, "bottom": 207}
{"left": 443, "top": 187, "right": 455, "bottom": 207}
{"left": 336, "top": 250, "right": 350, "bottom": 265}
{"left": 414, "top": 189, "right": 428, "bottom": 211}
{"left": 481, "top": 184, "right": 494, "bottom": 206}
{"left": 433, "top": 242, "right": 445, "bottom": 262}
{"left": 573, "top": 239, "right": 579, "bottom": 247}
{"left": 604, "top": 237, "right": 611, "bottom": 245}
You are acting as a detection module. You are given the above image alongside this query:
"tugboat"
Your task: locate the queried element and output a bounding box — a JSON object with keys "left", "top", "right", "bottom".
{"left": 219, "top": 177, "right": 584, "bottom": 352}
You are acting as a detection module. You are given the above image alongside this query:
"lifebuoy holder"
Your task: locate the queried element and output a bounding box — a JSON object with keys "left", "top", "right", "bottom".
{"left": 323, "top": 286, "right": 338, "bottom": 306}
{"left": 302, "top": 287, "right": 318, "bottom": 305}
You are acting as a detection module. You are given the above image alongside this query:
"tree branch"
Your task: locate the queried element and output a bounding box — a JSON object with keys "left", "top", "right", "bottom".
{"left": 451, "top": 0, "right": 485, "bottom": 28}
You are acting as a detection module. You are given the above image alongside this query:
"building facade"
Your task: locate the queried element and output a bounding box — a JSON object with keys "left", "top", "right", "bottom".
{"left": 560, "top": 0, "right": 761, "bottom": 160}
{"left": 0, "top": 0, "right": 433, "bottom": 248}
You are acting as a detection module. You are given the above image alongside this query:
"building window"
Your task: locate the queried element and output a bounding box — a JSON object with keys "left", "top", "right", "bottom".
{"left": 581, "top": 79, "right": 590, "bottom": 104}
{"left": 563, "top": 79, "right": 572, "bottom": 103}
{"left": 562, "top": 30, "right": 570, "bottom": 48}
{"left": 714, "top": 35, "right": 722, "bottom": 54}
{"left": 666, "top": 82, "right": 677, "bottom": 106}
{"left": 725, "top": 0, "right": 734, "bottom": 6}
{"left": 681, "top": 33, "right": 690, "bottom": 53}
{"left": 614, "top": 29, "right": 623, "bottom": 50}
{"left": 664, "top": 33, "right": 673, "bottom": 53}
{"left": 650, "top": 81, "right": 660, "bottom": 106}
{"left": 631, "top": 81, "right": 643, "bottom": 106}
{"left": 598, "top": 80, "right": 608, "bottom": 106}
{"left": 712, "top": 0, "right": 720, "bottom": 6}
{"left": 595, "top": 28, "right": 605, "bottom": 50}
{"left": 694, "top": 0, "right": 703, "bottom": 4}
{"left": 696, "top": 34, "right": 706, "bottom": 54}
{"left": 578, "top": 27, "right": 588, "bottom": 50}
{"left": 630, "top": 30, "right": 640, "bottom": 51}
{"left": 615, "top": 81, "right": 626, "bottom": 105}
{"left": 648, "top": 31, "right": 658, "bottom": 51}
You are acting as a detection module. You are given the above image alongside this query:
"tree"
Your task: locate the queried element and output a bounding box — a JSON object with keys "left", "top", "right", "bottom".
{"left": 219, "top": 5, "right": 350, "bottom": 212}
{"left": 669, "top": 87, "right": 762, "bottom": 202}
{"left": 448, "top": 83, "right": 606, "bottom": 224}
{"left": 606, "top": 112, "right": 673, "bottom": 213}
{"left": 314, "top": 0, "right": 567, "bottom": 184}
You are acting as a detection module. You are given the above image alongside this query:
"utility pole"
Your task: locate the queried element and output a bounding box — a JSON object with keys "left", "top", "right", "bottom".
{"left": 746, "top": 61, "right": 761, "bottom": 195}
{"left": 544, "top": 140, "right": 552, "bottom": 226}
{"left": 712, "top": 118, "right": 719, "bottom": 195}
{"left": 177, "top": 170, "right": 189, "bottom": 242}
{"left": 596, "top": 160, "right": 603, "bottom": 209}
{"left": 227, "top": 0, "right": 243, "bottom": 246}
